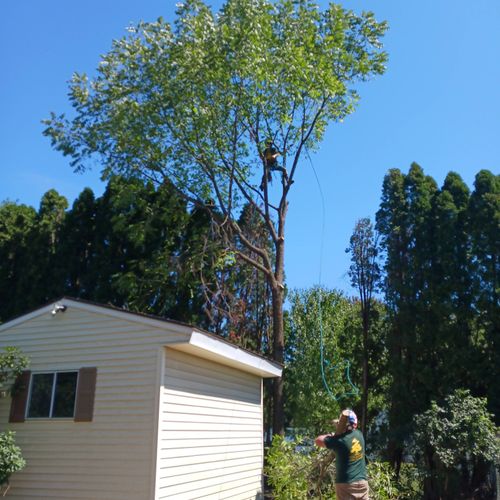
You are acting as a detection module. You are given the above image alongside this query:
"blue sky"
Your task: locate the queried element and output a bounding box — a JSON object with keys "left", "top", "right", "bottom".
{"left": 1, "top": 0, "right": 499, "bottom": 295}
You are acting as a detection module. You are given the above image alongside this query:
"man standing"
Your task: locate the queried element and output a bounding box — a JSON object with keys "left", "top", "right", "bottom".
{"left": 315, "top": 409, "right": 369, "bottom": 499}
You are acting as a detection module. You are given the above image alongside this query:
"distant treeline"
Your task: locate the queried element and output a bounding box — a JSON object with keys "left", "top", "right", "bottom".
{"left": 376, "top": 164, "right": 499, "bottom": 436}
{"left": 0, "top": 176, "right": 272, "bottom": 352}
{"left": 0, "top": 164, "right": 497, "bottom": 431}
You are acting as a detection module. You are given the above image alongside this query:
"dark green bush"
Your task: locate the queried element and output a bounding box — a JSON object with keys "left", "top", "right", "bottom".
{"left": 413, "top": 389, "right": 500, "bottom": 499}
{"left": 0, "top": 431, "right": 25, "bottom": 486}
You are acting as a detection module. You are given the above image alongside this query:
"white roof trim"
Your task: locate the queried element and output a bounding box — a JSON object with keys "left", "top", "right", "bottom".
{"left": 168, "top": 331, "right": 282, "bottom": 378}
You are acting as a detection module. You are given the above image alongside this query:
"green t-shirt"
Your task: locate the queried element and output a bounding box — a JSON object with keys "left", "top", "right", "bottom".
{"left": 324, "top": 429, "right": 367, "bottom": 484}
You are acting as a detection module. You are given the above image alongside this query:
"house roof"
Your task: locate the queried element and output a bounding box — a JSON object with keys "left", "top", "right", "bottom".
{"left": 0, "top": 297, "right": 282, "bottom": 379}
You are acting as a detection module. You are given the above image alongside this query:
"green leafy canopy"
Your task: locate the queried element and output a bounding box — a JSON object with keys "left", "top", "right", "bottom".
{"left": 43, "top": 0, "right": 388, "bottom": 209}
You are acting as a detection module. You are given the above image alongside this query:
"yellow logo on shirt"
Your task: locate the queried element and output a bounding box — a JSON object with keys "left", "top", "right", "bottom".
{"left": 350, "top": 438, "right": 363, "bottom": 462}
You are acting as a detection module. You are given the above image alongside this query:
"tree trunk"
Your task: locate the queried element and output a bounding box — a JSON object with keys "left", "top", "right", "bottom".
{"left": 361, "top": 307, "right": 369, "bottom": 436}
{"left": 271, "top": 230, "right": 286, "bottom": 436}
{"left": 271, "top": 284, "right": 285, "bottom": 436}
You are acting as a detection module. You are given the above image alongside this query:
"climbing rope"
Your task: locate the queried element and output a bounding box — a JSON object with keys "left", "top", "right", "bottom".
{"left": 305, "top": 147, "right": 359, "bottom": 401}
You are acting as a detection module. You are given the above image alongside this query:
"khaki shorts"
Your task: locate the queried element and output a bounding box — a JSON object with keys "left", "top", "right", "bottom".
{"left": 335, "top": 480, "right": 369, "bottom": 499}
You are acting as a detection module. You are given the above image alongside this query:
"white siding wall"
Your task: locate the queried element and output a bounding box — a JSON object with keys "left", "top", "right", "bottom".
{"left": 0, "top": 307, "right": 186, "bottom": 500}
{"left": 157, "top": 348, "right": 263, "bottom": 500}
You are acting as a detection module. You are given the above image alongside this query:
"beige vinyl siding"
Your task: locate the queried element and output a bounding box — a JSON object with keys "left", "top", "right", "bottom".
{"left": 0, "top": 307, "right": 186, "bottom": 500}
{"left": 157, "top": 348, "right": 263, "bottom": 500}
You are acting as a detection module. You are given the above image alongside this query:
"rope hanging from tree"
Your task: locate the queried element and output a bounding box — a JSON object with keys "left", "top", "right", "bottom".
{"left": 306, "top": 148, "right": 359, "bottom": 401}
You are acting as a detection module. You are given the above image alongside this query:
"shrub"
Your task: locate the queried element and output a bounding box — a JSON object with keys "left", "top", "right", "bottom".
{"left": 0, "top": 431, "right": 25, "bottom": 486}
{"left": 396, "top": 463, "right": 424, "bottom": 500}
{"left": 265, "top": 435, "right": 326, "bottom": 499}
{"left": 367, "top": 461, "right": 400, "bottom": 499}
{"left": 413, "top": 389, "right": 500, "bottom": 499}
{"left": 0, "top": 347, "right": 29, "bottom": 395}
{"left": 367, "top": 462, "right": 423, "bottom": 500}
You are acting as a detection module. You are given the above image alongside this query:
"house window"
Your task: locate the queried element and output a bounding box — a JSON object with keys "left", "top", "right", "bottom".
{"left": 27, "top": 371, "right": 78, "bottom": 418}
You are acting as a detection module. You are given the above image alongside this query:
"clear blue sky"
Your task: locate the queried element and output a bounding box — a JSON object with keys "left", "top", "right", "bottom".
{"left": 1, "top": 0, "right": 499, "bottom": 295}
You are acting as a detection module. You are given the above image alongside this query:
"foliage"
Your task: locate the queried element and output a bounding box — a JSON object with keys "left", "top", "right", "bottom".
{"left": 266, "top": 435, "right": 320, "bottom": 499}
{"left": 368, "top": 462, "right": 422, "bottom": 500}
{"left": 0, "top": 348, "right": 29, "bottom": 392}
{"left": 413, "top": 389, "right": 500, "bottom": 499}
{"left": 368, "top": 461, "right": 404, "bottom": 499}
{"left": 265, "top": 435, "right": 423, "bottom": 499}
{"left": 0, "top": 180, "right": 273, "bottom": 347}
{"left": 284, "top": 287, "right": 390, "bottom": 438}
{"left": 375, "top": 164, "right": 500, "bottom": 469}
{"left": 44, "top": 0, "right": 388, "bottom": 193}
{"left": 347, "top": 217, "right": 381, "bottom": 301}
{"left": 468, "top": 170, "right": 500, "bottom": 418}
{"left": 284, "top": 287, "right": 360, "bottom": 433}
{"left": 0, "top": 431, "right": 26, "bottom": 486}
{"left": 392, "top": 463, "right": 424, "bottom": 500}
{"left": 0, "top": 202, "right": 37, "bottom": 322}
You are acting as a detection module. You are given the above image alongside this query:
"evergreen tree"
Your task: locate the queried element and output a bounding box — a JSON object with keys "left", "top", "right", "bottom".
{"left": 23, "top": 190, "right": 68, "bottom": 309}
{"left": 60, "top": 188, "right": 99, "bottom": 299}
{"left": 346, "top": 217, "right": 381, "bottom": 435}
{"left": 376, "top": 163, "right": 499, "bottom": 469}
{"left": 376, "top": 164, "right": 446, "bottom": 468}
{"left": 0, "top": 202, "right": 37, "bottom": 322}
{"left": 468, "top": 170, "right": 500, "bottom": 420}
{"left": 429, "top": 172, "right": 472, "bottom": 393}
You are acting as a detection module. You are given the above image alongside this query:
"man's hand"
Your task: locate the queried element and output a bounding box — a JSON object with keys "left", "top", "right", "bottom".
{"left": 314, "top": 434, "right": 332, "bottom": 448}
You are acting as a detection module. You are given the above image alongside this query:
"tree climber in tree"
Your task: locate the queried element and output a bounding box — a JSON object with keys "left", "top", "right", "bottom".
{"left": 260, "top": 138, "right": 288, "bottom": 190}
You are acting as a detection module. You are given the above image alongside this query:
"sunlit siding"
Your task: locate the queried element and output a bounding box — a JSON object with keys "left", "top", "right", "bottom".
{"left": 156, "top": 348, "right": 263, "bottom": 500}
{"left": 0, "top": 307, "right": 186, "bottom": 500}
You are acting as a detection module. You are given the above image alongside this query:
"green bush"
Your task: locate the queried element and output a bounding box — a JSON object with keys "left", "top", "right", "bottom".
{"left": 0, "top": 431, "right": 25, "bottom": 486}
{"left": 265, "top": 435, "right": 326, "bottom": 499}
{"left": 0, "top": 347, "right": 29, "bottom": 393}
{"left": 367, "top": 461, "right": 399, "bottom": 499}
{"left": 265, "top": 436, "right": 423, "bottom": 499}
{"left": 396, "top": 463, "right": 425, "bottom": 500}
{"left": 413, "top": 389, "right": 500, "bottom": 499}
{"left": 367, "top": 462, "right": 422, "bottom": 500}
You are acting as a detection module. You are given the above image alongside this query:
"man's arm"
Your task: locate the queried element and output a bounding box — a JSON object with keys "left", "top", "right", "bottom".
{"left": 315, "top": 434, "right": 334, "bottom": 448}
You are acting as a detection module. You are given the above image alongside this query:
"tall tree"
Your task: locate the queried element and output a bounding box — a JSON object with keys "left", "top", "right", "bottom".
{"left": 60, "top": 188, "right": 100, "bottom": 299}
{"left": 25, "top": 190, "right": 69, "bottom": 307}
{"left": 346, "top": 217, "right": 380, "bottom": 436}
{"left": 375, "top": 167, "right": 411, "bottom": 468}
{"left": 467, "top": 170, "right": 500, "bottom": 420}
{"left": 0, "top": 202, "right": 37, "bottom": 322}
{"left": 428, "top": 172, "right": 472, "bottom": 392}
{"left": 43, "top": 0, "right": 388, "bottom": 434}
{"left": 376, "top": 163, "right": 439, "bottom": 469}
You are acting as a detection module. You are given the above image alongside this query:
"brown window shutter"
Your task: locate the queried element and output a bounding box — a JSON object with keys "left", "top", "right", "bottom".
{"left": 74, "top": 367, "right": 97, "bottom": 422}
{"left": 9, "top": 370, "right": 31, "bottom": 423}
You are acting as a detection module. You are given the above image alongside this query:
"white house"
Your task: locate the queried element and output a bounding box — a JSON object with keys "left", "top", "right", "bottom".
{"left": 0, "top": 297, "right": 282, "bottom": 500}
